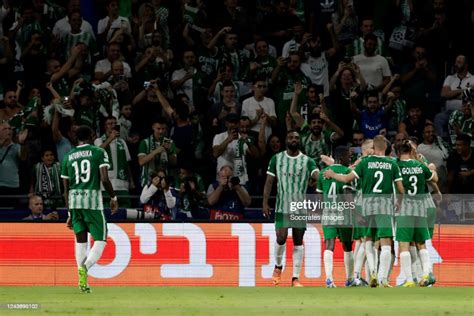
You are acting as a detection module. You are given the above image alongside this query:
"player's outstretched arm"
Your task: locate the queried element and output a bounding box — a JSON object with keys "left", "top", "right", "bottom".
{"left": 323, "top": 169, "right": 355, "bottom": 183}
{"left": 100, "top": 166, "right": 118, "bottom": 214}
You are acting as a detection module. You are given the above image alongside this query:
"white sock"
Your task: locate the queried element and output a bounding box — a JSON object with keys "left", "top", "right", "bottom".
{"left": 354, "top": 243, "right": 366, "bottom": 278}
{"left": 379, "top": 245, "right": 391, "bottom": 283}
{"left": 75, "top": 242, "right": 87, "bottom": 268}
{"left": 354, "top": 240, "right": 361, "bottom": 262}
{"left": 409, "top": 246, "right": 422, "bottom": 280}
{"left": 324, "top": 250, "right": 334, "bottom": 281}
{"left": 400, "top": 251, "right": 413, "bottom": 282}
{"left": 365, "top": 241, "right": 376, "bottom": 275}
{"left": 275, "top": 243, "right": 286, "bottom": 267}
{"left": 293, "top": 245, "right": 304, "bottom": 278}
{"left": 344, "top": 251, "right": 354, "bottom": 280}
{"left": 84, "top": 241, "right": 107, "bottom": 270}
{"left": 364, "top": 259, "right": 370, "bottom": 280}
{"left": 375, "top": 248, "right": 380, "bottom": 276}
{"left": 418, "top": 249, "right": 431, "bottom": 276}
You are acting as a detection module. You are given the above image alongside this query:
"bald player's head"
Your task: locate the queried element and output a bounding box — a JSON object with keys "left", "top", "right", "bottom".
{"left": 373, "top": 135, "right": 388, "bottom": 152}
{"left": 361, "top": 139, "right": 374, "bottom": 156}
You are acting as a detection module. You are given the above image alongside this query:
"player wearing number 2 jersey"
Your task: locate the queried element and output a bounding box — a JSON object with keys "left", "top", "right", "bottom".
{"left": 324, "top": 135, "right": 404, "bottom": 288}
{"left": 61, "top": 126, "right": 118, "bottom": 293}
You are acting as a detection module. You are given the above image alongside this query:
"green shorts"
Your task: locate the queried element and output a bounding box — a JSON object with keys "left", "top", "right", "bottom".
{"left": 363, "top": 215, "right": 394, "bottom": 240}
{"left": 427, "top": 207, "right": 436, "bottom": 239}
{"left": 71, "top": 209, "right": 108, "bottom": 241}
{"left": 396, "top": 216, "right": 430, "bottom": 243}
{"left": 323, "top": 226, "right": 353, "bottom": 242}
{"left": 275, "top": 212, "right": 307, "bottom": 229}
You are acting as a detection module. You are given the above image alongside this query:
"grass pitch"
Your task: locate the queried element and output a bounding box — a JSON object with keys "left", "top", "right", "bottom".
{"left": 0, "top": 286, "right": 473, "bottom": 316}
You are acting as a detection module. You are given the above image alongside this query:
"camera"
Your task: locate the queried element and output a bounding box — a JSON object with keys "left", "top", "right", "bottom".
{"left": 143, "top": 81, "right": 157, "bottom": 89}
{"left": 343, "top": 56, "right": 352, "bottom": 64}
{"left": 230, "top": 176, "right": 240, "bottom": 186}
{"left": 113, "top": 125, "right": 120, "bottom": 132}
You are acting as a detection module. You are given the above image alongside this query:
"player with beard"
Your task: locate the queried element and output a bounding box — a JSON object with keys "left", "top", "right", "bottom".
{"left": 263, "top": 130, "right": 319, "bottom": 287}
{"left": 299, "top": 112, "right": 344, "bottom": 169}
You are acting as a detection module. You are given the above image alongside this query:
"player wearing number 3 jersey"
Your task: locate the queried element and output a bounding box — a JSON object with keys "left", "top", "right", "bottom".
{"left": 60, "top": 126, "right": 118, "bottom": 293}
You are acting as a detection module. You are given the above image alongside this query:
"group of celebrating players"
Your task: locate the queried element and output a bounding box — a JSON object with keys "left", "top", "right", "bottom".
{"left": 264, "top": 132, "right": 439, "bottom": 288}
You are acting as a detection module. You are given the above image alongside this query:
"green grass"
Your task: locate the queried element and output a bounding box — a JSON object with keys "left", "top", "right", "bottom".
{"left": 0, "top": 287, "right": 473, "bottom": 316}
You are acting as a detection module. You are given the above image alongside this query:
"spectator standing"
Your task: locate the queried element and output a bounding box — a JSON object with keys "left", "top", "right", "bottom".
{"left": 138, "top": 117, "right": 177, "bottom": 187}
{"left": 446, "top": 134, "right": 474, "bottom": 193}
{"left": 353, "top": 33, "right": 391, "bottom": 91}
{"left": 94, "top": 116, "right": 134, "bottom": 207}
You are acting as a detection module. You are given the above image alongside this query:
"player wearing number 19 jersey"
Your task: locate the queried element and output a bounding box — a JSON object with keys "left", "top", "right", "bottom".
{"left": 61, "top": 126, "right": 118, "bottom": 293}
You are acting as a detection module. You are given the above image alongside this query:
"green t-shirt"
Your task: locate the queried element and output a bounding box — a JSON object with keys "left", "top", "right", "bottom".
{"left": 300, "top": 124, "right": 334, "bottom": 169}
{"left": 60, "top": 144, "right": 110, "bottom": 210}
{"left": 138, "top": 136, "right": 177, "bottom": 186}
{"left": 353, "top": 155, "right": 402, "bottom": 216}
{"left": 274, "top": 70, "right": 311, "bottom": 125}
{"left": 267, "top": 151, "right": 318, "bottom": 214}
{"left": 317, "top": 164, "right": 355, "bottom": 225}
{"left": 397, "top": 158, "right": 433, "bottom": 217}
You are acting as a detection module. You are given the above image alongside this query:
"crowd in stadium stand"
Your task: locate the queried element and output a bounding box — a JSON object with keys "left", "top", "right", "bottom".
{"left": 0, "top": 0, "right": 473, "bottom": 221}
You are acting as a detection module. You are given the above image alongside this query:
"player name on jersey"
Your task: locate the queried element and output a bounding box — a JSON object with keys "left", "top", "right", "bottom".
{"left": 401, "top": 167, "right": 424, "bottom": 175}
{"left": 367, "top": 161, "right": 392, "bottom": 170}
{"left": 68, "top": 150, "right": 92, "bottom": 161}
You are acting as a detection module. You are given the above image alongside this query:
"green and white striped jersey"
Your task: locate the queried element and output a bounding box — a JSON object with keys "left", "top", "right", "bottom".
{"left": 61, "top": 144, "right": 110, "bottom": 210}
{"left": 353, "top": 155, "right": 402, "bottom": 216}
{"left": 267, "top": 151, "right": 318, "bottom": 214}
{"left": 397, "top": 158, "right": 433, "bottom": 217}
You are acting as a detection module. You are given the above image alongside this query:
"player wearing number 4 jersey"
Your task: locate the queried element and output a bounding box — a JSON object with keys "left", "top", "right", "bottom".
{"left": 263, "top": 130, "right": 319, "bottom": 287}
{"left": 324, "top": 135, "right": 405, "bottom": 288}
{"left": 61, "top": 126, "right": 118, "bottom": 293}
{"left": 397, "top": 140, "right": 438, "bottom": 287}
{"left": 317, "top": 146, "right": 356, "bottom": 288}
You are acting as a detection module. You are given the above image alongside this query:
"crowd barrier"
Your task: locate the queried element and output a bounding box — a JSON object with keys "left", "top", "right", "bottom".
{"left": 0, "top": 223, "right": 472, "bottom": 286}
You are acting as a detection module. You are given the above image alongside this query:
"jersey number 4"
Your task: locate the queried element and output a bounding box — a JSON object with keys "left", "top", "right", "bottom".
{"left": 72, "top": 160, "right": 91, "bottom": 184}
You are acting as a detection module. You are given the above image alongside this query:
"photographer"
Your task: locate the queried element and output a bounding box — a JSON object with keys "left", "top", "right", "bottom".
{"left": 207, "top": 165, "right": 251, "bottom": 220}
{"left": 177, "top": 165, "right": 207, "bottom": 219}
{"left": 140, "top": 168, "right": 179, "bottom": 220}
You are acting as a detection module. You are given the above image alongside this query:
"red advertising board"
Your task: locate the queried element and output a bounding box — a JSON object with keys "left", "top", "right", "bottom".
{"left": 0, "top": 223, "right": 472, "bottom": 286}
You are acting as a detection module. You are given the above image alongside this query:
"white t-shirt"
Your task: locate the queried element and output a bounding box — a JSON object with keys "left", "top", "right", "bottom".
{"left": 300, "top": 54, "right": 330, "bottom": 96}
{"left": 442, "top": 72, "right": 474, "bottom": 111}
{"left": 353, "top": 54, "right": 391, "bottom": 90}
{"left": 282, "top": 39, "right": 300, "bottom": 58}
{"left": 212, "top": 132, "right": 249, "bottom": 184}
{"left": 94, "top": 59, "right": 132, "bottom": 80}
{"left": 241, "top": 96, "right": 276, "bottom": 141}
{"left": 52, "top": 16, "right": 95, "bottom": 39}
{"left": 171, "top": 68, "right": 194, "bottom": 105}
{"left": 97, "top": 16, "right": 132, "bottom": 41}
